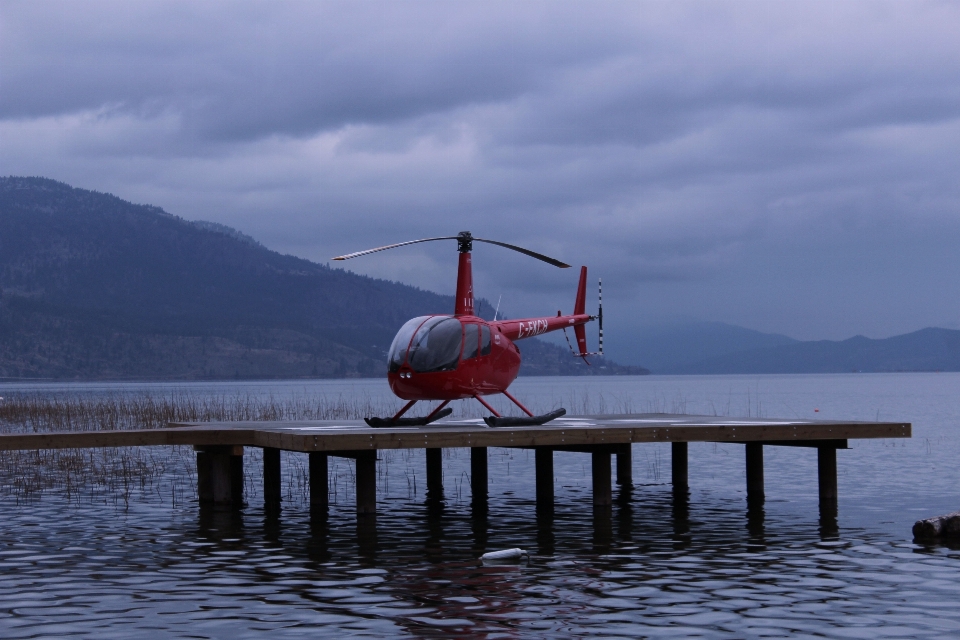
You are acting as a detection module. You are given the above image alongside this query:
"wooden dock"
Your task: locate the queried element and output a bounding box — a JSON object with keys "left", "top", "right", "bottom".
{"left": 0, "top": 414, "right": 910, "bottom": 518}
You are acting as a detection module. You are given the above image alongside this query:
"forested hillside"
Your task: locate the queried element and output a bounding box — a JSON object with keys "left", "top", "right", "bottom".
{"left": 0, "top": 177, "right": 645, "bottom": 380}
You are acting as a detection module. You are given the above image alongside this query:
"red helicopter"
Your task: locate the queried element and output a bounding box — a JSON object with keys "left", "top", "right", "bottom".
{"left": 333, "top": 231, "right": 602, "bottom": 427}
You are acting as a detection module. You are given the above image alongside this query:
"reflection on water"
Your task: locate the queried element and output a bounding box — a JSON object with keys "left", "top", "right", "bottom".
{"left": 2, "top": 444, "right": 960, "bottom": 638}
{"left": 2, "top": 372, "right": 960, "bottom": 636}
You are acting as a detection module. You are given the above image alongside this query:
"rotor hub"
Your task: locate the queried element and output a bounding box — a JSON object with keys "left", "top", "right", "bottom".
{"left": 457, "top": 231, "right": 473, "bottom": 253}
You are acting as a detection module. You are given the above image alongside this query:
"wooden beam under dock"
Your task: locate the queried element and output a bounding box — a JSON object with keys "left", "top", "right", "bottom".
{"left": 535, "top": 447, "right": 554, "bottom": 512}
{"left": 196, "top": 445, "right": 244, "bottom": 507}
{"left": 471, "top": 447, "right": 487, "bottom": 503}
{"left": 746, "top": 442, "right": 764, "bottom": 503}
{"left": 672, "top": 442, "right": 688, "bottom": 490}
{"left": 426, "top": 448, "right": 443, "bottom": 498}
{"left": 263, "top": 447, "right": 281, "bottom": 510}
{"left": 592, "top": 451, "right": 612, "bottom": 507}
{"left": 354, "top": 451, "right": 377, "bottom": 516}
{"left": 818, "top": 445, "right": 838, "bottom": 509}
{"left": 616, "top": 443, "right": 632, "bottom": 486}
{"left": 309, "top": 452, "right": 328, "bottom": 510}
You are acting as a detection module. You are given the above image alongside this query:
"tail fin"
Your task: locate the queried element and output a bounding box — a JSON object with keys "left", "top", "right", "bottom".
{"left": 574, "top": 266, "right": 589, "bottom": 359}
{"left": 574, "top": 265, "right": 587, "bottom": 315}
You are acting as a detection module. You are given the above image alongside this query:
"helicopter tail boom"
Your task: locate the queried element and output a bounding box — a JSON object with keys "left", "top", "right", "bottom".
{"left": 495, "top": 266, "right": 593, "bottom": 346}
{"left": 494, "top": 313, "right": 592, "bottom": 342}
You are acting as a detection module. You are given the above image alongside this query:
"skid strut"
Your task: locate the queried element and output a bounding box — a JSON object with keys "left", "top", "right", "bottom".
{"left": 365, "top": 400, "right": 452, "bottom": 428}
{"left": 477, "top": 393, "right": 566, "bottom": 428}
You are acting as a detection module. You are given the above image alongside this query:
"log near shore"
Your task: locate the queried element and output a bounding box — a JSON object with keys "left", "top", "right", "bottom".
{"left": 913, "top": 512, "right": 960, "bottom": 540}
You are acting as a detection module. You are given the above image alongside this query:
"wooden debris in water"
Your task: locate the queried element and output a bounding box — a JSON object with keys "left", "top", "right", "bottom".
{"left": 913, "top": 512, "right": 960, "bottom": 540}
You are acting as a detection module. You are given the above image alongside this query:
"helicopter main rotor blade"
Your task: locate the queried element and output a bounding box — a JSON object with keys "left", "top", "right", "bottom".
{"left": 474, "top": 238, "right": 571, "bottom": 268}
{"left": 332, "top": 236, "right": 459, "bottom": 261}
{"left": 333, "top": 232, "right": 570, "bottom": 268}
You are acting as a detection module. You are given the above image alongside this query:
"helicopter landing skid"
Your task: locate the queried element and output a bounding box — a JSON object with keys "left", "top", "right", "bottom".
{"left": 364, "top": 408, "right": 453, "bottom": 428}
{"left": 483, "top": 408, "right": 566, "bottom": 428}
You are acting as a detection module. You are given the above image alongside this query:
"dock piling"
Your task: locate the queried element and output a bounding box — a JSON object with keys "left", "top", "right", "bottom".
{"left": 592, "top": 451, "right": 612, "bottom": 507}
{"left": 471, "top": 447, "right": 488, "bottom": 503}
{"left": 263, "top": 447, "right": 281, "bottom": 510}
{"left": 426, "top": 448, "right": 443, "bottom": 498}
{"left": 818, "top": 445, "right": 838, "bottom": 510}
{"left": 4, "top": 413, "right": 907, "bottom": 528}
{"left": 355, "top": 451, "right": 377, "bottom": 516}
{"left": 309, "top": 452, "right": 328, "bottom": 510}
{"left": 535, "top": 447, "right": 554, "bottom": 512}
{"left": 616, "top": 443, "right": 632, "bottom": 485}
{"left": 196, "top": 445, "right": 244, "bottom": 507}
{"left": 746, "top": 443, "right": 764, "bottom": 503}
{"left": 672, "top": 442, "right": 689, "bottom": 490}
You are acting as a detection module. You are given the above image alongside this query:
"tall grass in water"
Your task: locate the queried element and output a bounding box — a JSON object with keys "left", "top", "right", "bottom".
{"left": 0, "top": 392, "right": 393, "bottom": 506}
{"left": 0, "top": 392, "right": 396, "bottom": 433}
{"left": 0, "top": 388, "right": 692, "bottom": 507}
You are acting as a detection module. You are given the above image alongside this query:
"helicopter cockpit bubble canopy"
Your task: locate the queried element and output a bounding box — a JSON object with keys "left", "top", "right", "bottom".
{"left": 388, "top": 316, "right": 463, "bottom": 374}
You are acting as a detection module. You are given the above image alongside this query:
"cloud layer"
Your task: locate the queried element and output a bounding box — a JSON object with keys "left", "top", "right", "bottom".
{"left": 3, "top": 1, "right": 960, "bottom": 362}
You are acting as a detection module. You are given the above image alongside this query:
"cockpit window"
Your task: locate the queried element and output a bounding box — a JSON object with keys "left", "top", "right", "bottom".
{"left": 480, "top": 324, "right": 491, "bottom": 356}
{"left": 407, "top": 317, "right": 463, "bottom": 373}
{"left": 463, "top": 324, "right": 480, "bottom": 359}
{"left": 387, "top": 316, "right": 431, "bottom": 373}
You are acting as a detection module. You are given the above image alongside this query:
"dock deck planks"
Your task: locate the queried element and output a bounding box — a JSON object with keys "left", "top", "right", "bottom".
{"left": 0, "top": 413, "right": 910, "bottom": 451}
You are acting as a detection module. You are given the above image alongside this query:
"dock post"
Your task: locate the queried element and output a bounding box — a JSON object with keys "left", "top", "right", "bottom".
{"left": 535, "top": 447, "right": 554, "bottom": 512}
{"left": 616, "top": 443, "right": 632, "bottom": 485}
{"left": 196, "top": 445, "right": 244, "bottom": 507}
{"left": 355, "top": 451, "right": 377, "bottom": 516}
{"left": 592, "top": 451, "right": 612, "bottom": 507}
{"left": 471, "top": 447, "right": 488, "bottom": 503}
{"left": 745, "top": 443, "right": 764, "bottom": 503}
{"left": 263, "top": 447, "right": 281, "bottom": 510}
{"left": 309, "top": 452, "right": 328, "bottom": 511}
{"left": 818, "top": 445, "right": 838, "bottom": 510}
{"left": 426, "top": 448, "right": 443, "bottom": 498}
{"left": 672, "top": 442, "right": 688, "bottom": 491}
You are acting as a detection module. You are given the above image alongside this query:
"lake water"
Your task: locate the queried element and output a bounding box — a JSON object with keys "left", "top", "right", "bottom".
{"left": 1, "top": 373, "right": 959, "bottom": 638}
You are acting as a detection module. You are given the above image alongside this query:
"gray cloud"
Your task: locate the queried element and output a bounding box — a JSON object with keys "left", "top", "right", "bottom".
{"left": 3, "top": 0, "right": 960, "bottom": 363}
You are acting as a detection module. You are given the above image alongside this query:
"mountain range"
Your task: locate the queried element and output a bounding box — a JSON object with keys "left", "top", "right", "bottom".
{"left": 0, "top": 176, "right": 645, "bottom": 380}
{"left": 641, "top": 322, "right": 960, "bottom": 374}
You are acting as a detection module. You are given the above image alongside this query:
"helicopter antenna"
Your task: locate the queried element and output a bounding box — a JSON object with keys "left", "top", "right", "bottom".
{"left": 494, "top": 295, "right": 502, "bottom": 321}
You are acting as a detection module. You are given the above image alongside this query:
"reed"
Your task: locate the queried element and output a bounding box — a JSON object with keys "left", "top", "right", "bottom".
{"left": 0, "top": 392, "right": 396, "bottom": 506}
{"left": 0, "top": 388, "right": 689, "bottom": 507}
{"left": 0, "top": 392, "right": 397, "bottom": 433}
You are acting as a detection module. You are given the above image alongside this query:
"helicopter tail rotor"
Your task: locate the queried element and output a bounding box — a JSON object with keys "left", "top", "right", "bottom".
{"left": 598, "top": 277, "right": 604, "bottom": 356}
{"left": 564, "top": 269, "right": 604, "bottom": 362}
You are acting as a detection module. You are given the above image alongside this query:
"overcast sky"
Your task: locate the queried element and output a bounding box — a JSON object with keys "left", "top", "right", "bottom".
{"left": 3, "top": 1, "right": 960, "bottom": 363}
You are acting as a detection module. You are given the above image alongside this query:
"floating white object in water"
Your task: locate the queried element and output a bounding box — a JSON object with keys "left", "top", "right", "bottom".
{"left": 481, "top": 548, "right": 528, "bottom": 562}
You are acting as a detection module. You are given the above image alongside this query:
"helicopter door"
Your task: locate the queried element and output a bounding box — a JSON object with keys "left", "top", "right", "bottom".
{"left": 480, "top": 325, "right": 491, "bottom": 356}
{"left": 462, "top": 323, "right": 480, "bottom": 360}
